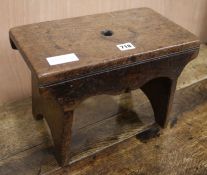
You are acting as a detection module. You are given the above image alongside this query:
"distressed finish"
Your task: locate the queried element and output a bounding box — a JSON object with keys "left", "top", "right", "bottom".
{"left": 0, "top": 79, "right": 207, "bottom": 175}
{"left": 9, "top": 8, "right": 200, "bottom": 166}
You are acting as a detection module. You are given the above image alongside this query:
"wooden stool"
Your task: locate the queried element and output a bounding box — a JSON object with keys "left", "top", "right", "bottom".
{"left": 9, "top": 8, "right": 200, "bottom": 166}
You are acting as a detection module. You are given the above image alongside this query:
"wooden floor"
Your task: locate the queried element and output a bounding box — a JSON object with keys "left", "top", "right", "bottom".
{"left": 0, "top": 45, "right": 207, "bottom": 175}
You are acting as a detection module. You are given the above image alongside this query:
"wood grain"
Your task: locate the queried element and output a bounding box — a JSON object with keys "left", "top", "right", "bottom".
{"left": 9, "top": 7, "right": 200, "bottom": 166}
{"left": 9, "top": 8, "right": 199, "bottom": 86}
{"left": 0, "top": 46, "right": 206, "bottom": 174}
{"left": 0, "top": 78, "right": 206, "bottom": 175}
{"left": 1, "top": 0, "right": 207, "bottom": 104}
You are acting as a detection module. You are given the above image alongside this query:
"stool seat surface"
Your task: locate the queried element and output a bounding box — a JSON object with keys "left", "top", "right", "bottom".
{"left": 9, "top": 8, "right": 199, "bottom": 86}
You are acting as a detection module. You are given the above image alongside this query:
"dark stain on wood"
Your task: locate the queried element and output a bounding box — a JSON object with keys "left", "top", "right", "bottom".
{"left": 9, "top": 7, "right": 200, "bottom": 166}
{"left": 9, "top": 8, "right": 200, "bottom": 86}
{"left": 0, "top": 79, "right": 206, "bottom": 175}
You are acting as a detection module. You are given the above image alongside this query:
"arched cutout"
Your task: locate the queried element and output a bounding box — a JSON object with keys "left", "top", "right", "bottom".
{"left": 70, "top": 90, "right": 154, "bottom": 160}
{"left": 73, "top": 90, "right": 154, "bottom": 130}
{"left": 141, "top": 77, "right": 177, "bottom": 128}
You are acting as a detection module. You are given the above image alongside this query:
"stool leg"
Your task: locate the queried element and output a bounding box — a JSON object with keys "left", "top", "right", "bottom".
{"left": 141, "top": 77, "right": 177, "bottom": 128}
{"left": 32, "top": 75, "right": 43, "bottom": 120}
{"left": 42, "top": 97, "right": 74, "bottom": 166}
{"left": 53, "top": 111, "right": 74, "bottom": 166}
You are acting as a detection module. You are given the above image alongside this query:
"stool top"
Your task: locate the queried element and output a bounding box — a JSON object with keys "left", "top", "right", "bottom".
{"left": 10, "top": 8, "right": 200, "bottom": 87}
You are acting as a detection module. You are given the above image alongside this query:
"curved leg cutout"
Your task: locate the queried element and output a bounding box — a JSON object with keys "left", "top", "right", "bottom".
{"left": 141, "top": 77, "right": 177, "bottom": 128}
{"left": 41, "top": 94, "right": 74, "bottom": 166}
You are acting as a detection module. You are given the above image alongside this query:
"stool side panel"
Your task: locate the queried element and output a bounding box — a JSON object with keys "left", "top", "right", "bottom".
{"left": 35, "top": 50, "right": 198, "bottom": 165}
{"left": 41, "top": 50, "right": 198, "bottom": 110}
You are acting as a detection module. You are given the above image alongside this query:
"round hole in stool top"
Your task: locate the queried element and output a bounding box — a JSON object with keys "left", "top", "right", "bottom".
{"left": 101, "top": 29, "right": 114, "bottom": 36}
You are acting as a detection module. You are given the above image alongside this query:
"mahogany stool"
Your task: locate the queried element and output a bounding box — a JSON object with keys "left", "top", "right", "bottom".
{"left": 9, "top": 8, "right": 200, "bottom": 166}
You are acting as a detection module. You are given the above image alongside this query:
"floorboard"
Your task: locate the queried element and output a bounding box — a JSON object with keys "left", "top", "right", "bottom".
{"left": 0, "top": 44, "right": 206, "bottom": 175}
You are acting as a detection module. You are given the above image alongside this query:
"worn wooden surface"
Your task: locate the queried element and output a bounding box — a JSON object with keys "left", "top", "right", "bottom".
{"left": 9, "top": 7, "right": 200, "bottom": 166}
{"left": 0, "top": 79, "right": 206, "bottom": 175}
{"left": 9, "top": 8, "right": 199, "bottom": 85}
{"left": 1, "top": 0, "right": 207, "bottom": 104}
{"left": 62, "top": 78, "right": 207, "bottom": 175}
{"left": 0, "top": 42, "right": 207, "bottom": 174}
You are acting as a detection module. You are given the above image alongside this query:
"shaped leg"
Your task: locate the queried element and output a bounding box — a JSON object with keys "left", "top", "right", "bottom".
{"left": 41, "top": 93, "right": 74, "bottom": 166}
{"left": 141, "top": 77, "right": 177, "bottom": 128}
{"left": 52, "top": 111, "right": 74, "bottom": 166}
